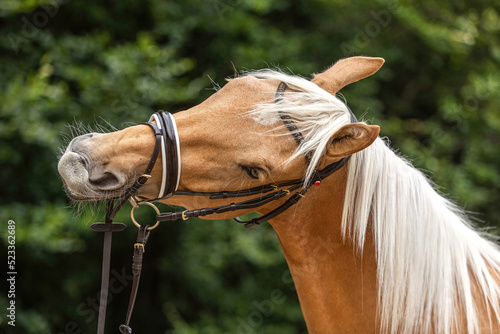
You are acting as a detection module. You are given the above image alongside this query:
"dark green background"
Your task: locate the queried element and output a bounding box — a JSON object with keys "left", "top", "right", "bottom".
{"left": 1, "top": 0, "right": 499, "bottom": 333}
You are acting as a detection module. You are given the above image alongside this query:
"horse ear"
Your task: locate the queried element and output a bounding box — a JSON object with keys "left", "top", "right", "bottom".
{"left": 311, "top": 56, "right": 385, "bottom": 95}
{"left": 326, "top": 123, "right": 380, "bottom": 159}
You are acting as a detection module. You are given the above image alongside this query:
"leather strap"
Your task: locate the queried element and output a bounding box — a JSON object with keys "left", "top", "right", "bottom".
{"left": 236, "top": 191, "right": 306, "bottom": 228}
{"left": 158, "top": 112, "right": 180, "bottom": 199}
{"left": 119, "top": 225, "right": 150, "bottom": 334}
{"left": 96, "top": 220, "right": 113, "bottom": 334}
{"left": 157, "top": 182, "right": 303, "bottom": 222}
{"left": 156, "top": 153, "right": 350, "bottom": 226}
{"left": 235, "top": 155, "right": 351, "bottom": 227}
{"left": 91, "top": 202, "right": 127, "bottom": 334}
{"left": 275, "top": 82, "right": 313, "bottom": 164}
{"left": 174, "top": 179, "right": 303, "bottom": 199}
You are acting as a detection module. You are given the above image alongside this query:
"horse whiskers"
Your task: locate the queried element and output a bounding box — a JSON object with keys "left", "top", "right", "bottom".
{"left": 67, "top": 198, "right": 99, "bottom": 220}
{"left": 98, "top": 117, "right": 118, "bottom": 132}
{"left": 63, "top": 119, "right": 120, "bottom": 141}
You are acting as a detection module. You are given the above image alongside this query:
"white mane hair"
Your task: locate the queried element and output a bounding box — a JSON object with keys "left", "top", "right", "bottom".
{"left": 246, "top": 70, "right": 500, "bottom": 333}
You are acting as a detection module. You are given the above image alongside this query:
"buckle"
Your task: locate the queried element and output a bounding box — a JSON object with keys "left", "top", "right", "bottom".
{"left": 134, "top": 243, "right": 145, "bottom": 253}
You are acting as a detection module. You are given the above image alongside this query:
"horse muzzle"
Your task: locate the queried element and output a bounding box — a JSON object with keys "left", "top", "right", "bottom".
{"left": 58, "top": 133, "right": 128, "bottom": 200}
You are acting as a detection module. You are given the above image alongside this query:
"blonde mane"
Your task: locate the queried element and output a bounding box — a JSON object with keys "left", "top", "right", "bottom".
{"left": 248, "top": 70, "right": 500, "bottom": 333}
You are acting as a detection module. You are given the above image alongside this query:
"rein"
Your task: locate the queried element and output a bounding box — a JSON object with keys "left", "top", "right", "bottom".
{"left": 92, "top": 82, "right": 357, "bottom": 333}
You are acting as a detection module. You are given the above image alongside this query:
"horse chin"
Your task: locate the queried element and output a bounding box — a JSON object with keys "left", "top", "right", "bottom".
{"left": 61, "top": 180, "right": 104, "bottom": 201}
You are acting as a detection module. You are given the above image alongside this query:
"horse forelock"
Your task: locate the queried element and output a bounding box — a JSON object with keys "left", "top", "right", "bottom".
{"left": 245, "top": 70, "right": 352, "bottom": 183}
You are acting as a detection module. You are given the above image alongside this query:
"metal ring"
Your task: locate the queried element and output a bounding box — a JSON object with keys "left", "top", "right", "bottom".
{"left": 130, "top": 202, "right": 161, "bottom": 230}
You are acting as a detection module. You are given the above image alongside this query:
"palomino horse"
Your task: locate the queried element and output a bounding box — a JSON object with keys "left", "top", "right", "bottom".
{"left": 58, "top": 56, "right": 500, "bottom": 333}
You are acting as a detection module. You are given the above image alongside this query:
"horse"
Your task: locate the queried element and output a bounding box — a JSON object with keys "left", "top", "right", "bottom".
{"left": 58, "top": 56, "right": 500, "bottom": 333}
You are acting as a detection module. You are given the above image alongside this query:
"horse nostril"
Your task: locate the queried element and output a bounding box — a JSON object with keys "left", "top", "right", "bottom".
{"left": 78, "top": 155, "right": 88, "bottom": 168}
{"left": 68, "top": 133, "right": 98, "bottom": 154}
{"left": 89, "top": 172, "right": 120, "bottom": 189}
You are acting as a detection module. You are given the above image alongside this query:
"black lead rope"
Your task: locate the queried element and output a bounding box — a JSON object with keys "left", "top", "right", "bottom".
{"left": 119, "top": 224, "right": 150, "bottom": 334}
{"left": 91, "top": 202, "right": 127, "bottom": 334}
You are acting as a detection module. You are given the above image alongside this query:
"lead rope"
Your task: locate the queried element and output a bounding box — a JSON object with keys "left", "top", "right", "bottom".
{"left": 92, "top": 201, "right": 155, "bottom": 334}
{"left": 91, "top": 201, "right": 127, "bottom": 334}
{"left": 119, "top": 224, "right": 151, "bottom": 334}
{"left": 93, "top": 209, "right": 154, "bottom": 334}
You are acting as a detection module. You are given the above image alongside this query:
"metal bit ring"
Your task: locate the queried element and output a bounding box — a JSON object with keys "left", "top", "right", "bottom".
{"left": 130, "top": 202, "right": 160, "bottom": 230}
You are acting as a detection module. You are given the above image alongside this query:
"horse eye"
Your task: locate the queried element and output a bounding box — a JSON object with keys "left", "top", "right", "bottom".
{"left": 241, "top": 166, "right": 262, "bottom": 179}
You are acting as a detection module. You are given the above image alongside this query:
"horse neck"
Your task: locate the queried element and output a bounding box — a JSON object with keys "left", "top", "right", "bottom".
{"left": 268, "top": 168, "right": 379, "bottom": 333}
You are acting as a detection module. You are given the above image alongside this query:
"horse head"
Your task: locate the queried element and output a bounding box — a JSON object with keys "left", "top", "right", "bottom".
{"left": 58, "top": 56, "right": 382, "bottom": 220}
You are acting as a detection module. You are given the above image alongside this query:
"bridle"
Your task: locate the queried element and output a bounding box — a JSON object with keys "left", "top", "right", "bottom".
{"left": 91, "top": 82, "right": 358, "bottom": 333}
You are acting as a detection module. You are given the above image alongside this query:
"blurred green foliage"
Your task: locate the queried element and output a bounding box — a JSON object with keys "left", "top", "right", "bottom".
{"left": 0, "top": 0, "right": 499, "bottom": 333}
